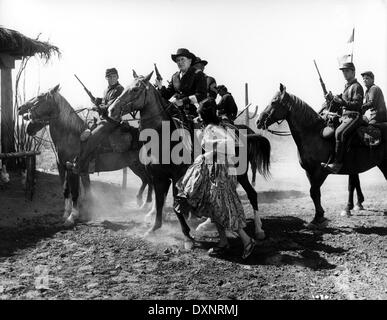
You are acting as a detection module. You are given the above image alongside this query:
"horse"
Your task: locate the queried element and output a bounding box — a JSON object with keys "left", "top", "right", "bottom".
{"left": 18, "top": 85, "right": 154, "bottom": 226}
{"left": 256, "top": 84, "right": 387, "bottom": 228}
{"left": 107, "top": 71, "right": 271, "bottom": 247}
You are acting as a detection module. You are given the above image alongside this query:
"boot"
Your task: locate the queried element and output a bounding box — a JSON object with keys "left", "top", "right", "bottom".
{"left": 321, "top": 140, "right": 344, "bottom": 174}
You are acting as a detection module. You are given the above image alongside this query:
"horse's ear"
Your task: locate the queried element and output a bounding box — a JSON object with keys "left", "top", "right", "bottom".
{"left": 132, "top": 69, "right": 138, "bottom": 78}
{"left": 279, "top": 83, "right": 286, "bottom": 93}
{"left": 144, "top": 71, "right": 154, "bottom": 83}
{"left": 51, "top": 84, "right": 60, "bottom": 93}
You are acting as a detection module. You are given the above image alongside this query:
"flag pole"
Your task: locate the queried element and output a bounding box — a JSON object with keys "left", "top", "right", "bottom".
{"left": 350, "top": 27, "right": 355, "bottom": 63}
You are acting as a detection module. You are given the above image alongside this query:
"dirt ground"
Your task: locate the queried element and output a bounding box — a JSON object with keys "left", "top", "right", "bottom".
{"left": 0, "top": 138, "right": 386, "bottom": 300}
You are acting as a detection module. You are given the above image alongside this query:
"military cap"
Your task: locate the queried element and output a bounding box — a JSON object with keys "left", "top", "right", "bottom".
{"left": 361, "top": 71, "right": 375, "bottom": 79}
{"left": 339, "top": 62, "right": 355, "bottom": 71}
{"left": 105, "top": 68, "right": 118, "bottom": 77}
{"left": 193, "top": 57, "right": 208, "bottom": 66}
{"left": 171, "top": 48, "right": 196, "bottom": 62}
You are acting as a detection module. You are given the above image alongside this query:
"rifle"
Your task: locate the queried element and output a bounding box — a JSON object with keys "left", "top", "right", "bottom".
{"left": 313, "top": 60, "right": 331, "bottom": 100}
{"left": 74, "top": 74, "right": 97, "bottom": 105}
{"left": 154, "top": 63, "right": 162, "bottom": 81}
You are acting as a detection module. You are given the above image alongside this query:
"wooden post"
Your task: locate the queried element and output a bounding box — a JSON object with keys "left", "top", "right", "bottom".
{"left": 0, "top": 54, "right": 16, "bottom": 156}
{"left": 122, "top": 167, "right": 127, "bottom": 189}
{"left": 245, "top": 83, "right": 249, "bottom": 126}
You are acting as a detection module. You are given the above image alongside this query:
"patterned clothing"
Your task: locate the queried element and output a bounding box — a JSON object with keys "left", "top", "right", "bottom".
{"left": 362, "top": 84, "right": 387, "bottom": 124}
{"left": 176, "top": 124, "right": 246, "bottom": 231}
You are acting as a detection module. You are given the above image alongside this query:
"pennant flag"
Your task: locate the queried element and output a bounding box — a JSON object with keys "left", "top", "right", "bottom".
{"left": 347, "top": 28, "right": 355, "bottom": 43}
{"left": 338, "top": 28, "right": 355, "bottom": 65}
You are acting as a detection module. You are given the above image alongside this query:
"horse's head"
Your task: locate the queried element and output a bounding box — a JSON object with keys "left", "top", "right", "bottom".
{"left": 108, "top": 70, "right": 154, "bottom": 120}
{"left": 18, "top": 84, "right": 61, "bottom": 125}
{"left": 256, "top": 83, "right": 290, "bottom": 130}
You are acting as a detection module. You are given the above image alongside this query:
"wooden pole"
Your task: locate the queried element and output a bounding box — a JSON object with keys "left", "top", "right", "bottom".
{"left": 245, "top": 83, "right": 249, "bottom": 126}
{"left": 122, "top": 167, "right": 128, "bottom": 189}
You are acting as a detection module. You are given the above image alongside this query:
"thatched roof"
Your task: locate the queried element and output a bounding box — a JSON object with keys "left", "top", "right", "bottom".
{"left": 0, "top": 27, "right": 60, "bottom": 61}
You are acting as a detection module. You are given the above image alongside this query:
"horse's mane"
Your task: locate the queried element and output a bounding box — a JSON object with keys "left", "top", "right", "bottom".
{"left": 288, "top": 93, "right": 324, "bottom": 128}
{"left": 51, "top": 91, "right": 87, "bottom": 134}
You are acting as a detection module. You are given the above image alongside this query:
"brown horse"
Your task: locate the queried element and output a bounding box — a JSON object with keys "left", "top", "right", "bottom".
{"left": 257, "top": 84, "right": 387, "bottom": 228}
{"left": 18, "top": 85, "right": 153, "bottom": 226}
{"left": 108, "top": 71, "right": 271, "bottom": 247}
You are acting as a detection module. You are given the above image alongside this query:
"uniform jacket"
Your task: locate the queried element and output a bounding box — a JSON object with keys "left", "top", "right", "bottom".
{"left": 341, "top": 78, "right": 364, "bottom": 114}
{"left": 206, "top": 75, "right": 218, "bottom": 100}
{"left": 217, "top": 93, "right": 238, "bottom": 121}
{"left": 362, "top": 84, "right": 387, "bottom": 123}
{"left": 160, "top": 67, "right": 207, "bottom": 106}
{"left": 95, "top": 82, "right": 124, "bottom": 117}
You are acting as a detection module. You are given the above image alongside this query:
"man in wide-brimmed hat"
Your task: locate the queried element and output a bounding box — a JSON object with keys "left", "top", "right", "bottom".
{"left": 360, "top": 70, "right": 387, "bottom": 124}
{"left": 155, "top": 48, "right": 207, "bottom": 119}
{"left": 67, "top": 67, "right": 124, "bottom": 174}
{"left": 193, "top": 57, "right": 218, "bottom": 100}
{"left": 321, "top": 62, "right": 364, "bottom": 174}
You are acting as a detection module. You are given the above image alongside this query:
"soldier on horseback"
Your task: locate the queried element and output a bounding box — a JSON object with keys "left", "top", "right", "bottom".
{"left": 67, "top": 67, "right": 124, "bottom": 174}
{"left": 321, "top": 62, "right": 364, "bottom": 174}
{"left": 361, "top": 71, "right": 387, "bottom": 125}
{"left": 155, "top": 48, "right": 207, "bottom": 122}
{"left": 192, "top": 56, "right": 218, "bottom": 100}
{"left": 216, "top": 85, "right": 238, "bottom": 124}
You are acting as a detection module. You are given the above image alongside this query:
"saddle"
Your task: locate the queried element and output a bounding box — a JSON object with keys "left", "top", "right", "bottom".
{"left": 320, "top": 112, "right": 385, "bottom": 148}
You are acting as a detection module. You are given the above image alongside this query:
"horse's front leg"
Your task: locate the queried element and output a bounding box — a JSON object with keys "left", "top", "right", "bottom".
{"left": 58, "top": 164, "right": 72, "bottom": 220}
{"left": 136, "top": 179, "right": 147, "bottom": 207}
{"left": 64, "top": 172, "right": 80, "bottom": 226}
{"left": 353, "top": 174, "right": 365, "bottom": 211}
{"left": 172, "top": 185, "right": 195, "bottom": 250}
{"left": 144, "top": 178, "right": 170, "bottom": 235}
{"left": 341, "top": 174, "right": 355, "bottom": 217}
{"left": 141, "top": 183, "right": 153, "bottom": 211}
{"left": 306, "top": 170, "right": 329, "bottom": 229}
{"left": 237, "top": 173, "right": 265, "bottom": 240}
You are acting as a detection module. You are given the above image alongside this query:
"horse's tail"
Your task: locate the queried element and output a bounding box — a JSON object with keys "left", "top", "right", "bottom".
{"left": 246, "top": 134, "right": 271, "bottom": 179}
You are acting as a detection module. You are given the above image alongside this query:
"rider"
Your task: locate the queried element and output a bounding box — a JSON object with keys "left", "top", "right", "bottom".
{"left": 321, "top": 62, "right": 364, "bottom": 174}
{"left": 67, "top": 67, "right": 124, "bottom": 174}
{"left": 192, "top": 57, "right": 218, "bottom": 100}
{"left": 360, "top": 71, "right": 387, "bottom": 124}
{"left": 216, "top": 85, "right": 238, "bottom": 124}
{"left": 155, "top": 48, "right": 207, "bottom": 121}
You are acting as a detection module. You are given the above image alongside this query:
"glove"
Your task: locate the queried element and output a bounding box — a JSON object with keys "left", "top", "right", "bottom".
{"left": 325, "top": 91, "right": 333, "bottom": 101}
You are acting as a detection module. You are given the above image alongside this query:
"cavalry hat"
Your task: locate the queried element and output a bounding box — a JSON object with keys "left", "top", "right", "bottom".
{"left": 361, "top": 71, "right": 375, "bottom": 79}
{"left": 193, "top": 57, "right": 208, "bottom": 66}
{"left": 105, "top": 68, "right": 118, "bottom": 77}
{"left": 171, "top": 48, "right": 196, "bottom": 62}
{"left": 339, "top": 62, "right": 355, "bottom": 71}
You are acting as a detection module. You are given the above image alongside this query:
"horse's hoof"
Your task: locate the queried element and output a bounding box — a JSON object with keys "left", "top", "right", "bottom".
{"left": 63, "top": 210, "right": 71, "bottom": 220}
{"left": 340, "top": 209, "right": 352, "bottom": 217}
{"left": 255, "top": 230, "right": 266, "bottom": 240}
{"left": 63, "top": 216, "right": 75, "bottom": 227}
{"left": 306, "top": 217, "right": 329, "bottom": 229}
{"left": 184, "top": 239, "right": 195, "bottom": 250}
{"left": 196, "top": 218, "right": 216, "bottom": 232}
{"left": 354, "top": 204, "right": 364, "bottom": 211}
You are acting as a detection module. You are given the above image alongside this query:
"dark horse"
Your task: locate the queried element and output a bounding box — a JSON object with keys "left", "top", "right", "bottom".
{"left": 18, "top": 85, "right": 153, "bottom": 226}
{"left": 257, "top": 84, "right": 387, "bottom": 228}
{"left": 108, "top": 71, "right": 271, "bottom": 246}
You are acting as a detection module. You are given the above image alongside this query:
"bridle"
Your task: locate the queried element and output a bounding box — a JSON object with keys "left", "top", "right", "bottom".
{"left": 262, "top": 93, "right": 292, "bottom": 136}
{"left": 24, "top": 93, "right": 60, "bottom": 125}
{"left": 114, "top": 79, "right": 171, "bottom": 125}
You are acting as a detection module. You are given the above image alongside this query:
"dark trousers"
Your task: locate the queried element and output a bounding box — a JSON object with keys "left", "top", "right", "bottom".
{"left": 79, "top": 120, "right": 118, "bottom": 172}
{"left": 334, "top": 112, "right": 361, "bottom": 163}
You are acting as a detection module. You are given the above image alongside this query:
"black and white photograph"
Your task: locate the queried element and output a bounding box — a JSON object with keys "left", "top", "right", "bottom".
{"left": 0, "top": 0, "right": 386, "bottom": 306}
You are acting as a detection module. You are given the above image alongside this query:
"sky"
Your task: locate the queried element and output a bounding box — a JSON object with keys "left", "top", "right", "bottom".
{"left": 1, "top": 0, "right": 387, "bottom": 114}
